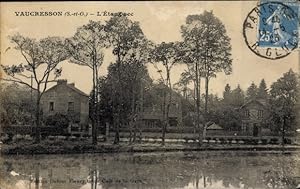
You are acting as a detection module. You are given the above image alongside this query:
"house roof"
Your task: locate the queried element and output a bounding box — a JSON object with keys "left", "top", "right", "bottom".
{"left": 240, "top": 99, "right": 268, "bottom": 109}
{"left": 207, "top": 123, "right": 223, "bottom": 130}
{"left": 44, "top": 82, "right": 89, "bottom": 97}
{"left": 67, "top": 84, "right": 89, "bottom": 97}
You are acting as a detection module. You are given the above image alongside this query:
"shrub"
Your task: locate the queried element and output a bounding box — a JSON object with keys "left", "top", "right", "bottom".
{"left": 45, "top": 113, "right": 69, "bottom": 129}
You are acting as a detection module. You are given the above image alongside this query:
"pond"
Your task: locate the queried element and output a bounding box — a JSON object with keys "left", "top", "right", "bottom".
{"left": 0, "top": 151, "right": 300, "bottom": 189}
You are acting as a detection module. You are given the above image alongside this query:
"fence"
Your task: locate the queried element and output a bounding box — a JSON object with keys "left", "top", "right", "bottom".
{"left": 1, "top": 125, "right": 68, "bottom": 136}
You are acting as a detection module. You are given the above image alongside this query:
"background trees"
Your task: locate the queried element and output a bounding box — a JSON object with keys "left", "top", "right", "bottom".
{"left": 1, "top": 13, "right": 298, "bottom": 146}
{"left": 173, "top": 70, "right": 193, "bottom": 100}
{"left": 181, "top": 11, "right": 232, "bottom": 116}
{"left": 205, "top": 84, "right": 244, "bottom": 131}
{"left": 180, "top": 11, "right": 232, "bottom": 143}
{"left": 246, "top": 82, "right": 258, "bottom": 101}
{"left": 1, "top": 35, "right": 68, "bottom": 143}
{"left": 97, "top": 61, "right": 152, "bottom": 142}
{"left": 0, "top": 83, "right": 35, "bottom": 126}
{"left": 223, "top": 84, "right": 232, "bottom": 105}
{"left": 218, "top": 84, "right": 244, "bottom": 131}
{"left": 270, "top": 69, "right": 298, "bottom": 134}
{"left": 105, "top": 14, "right": 148, "bottom": 144}
{"left": 203, "top": 70, "right": 299, "bottom": 134}
{"left": 231, "top": 85, "right": 245, "bottom": 107}
{"left": 257, "top": 79, "right": 269, "bottom": 100}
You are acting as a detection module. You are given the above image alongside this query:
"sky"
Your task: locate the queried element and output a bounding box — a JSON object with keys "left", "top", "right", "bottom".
{"left": 0, "top": 1, "right": 299, "bottom": 97}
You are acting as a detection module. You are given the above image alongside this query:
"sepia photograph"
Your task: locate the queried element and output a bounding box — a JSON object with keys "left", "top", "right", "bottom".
{"left": 0, "top": 1, "right": 299, "bottom": 189}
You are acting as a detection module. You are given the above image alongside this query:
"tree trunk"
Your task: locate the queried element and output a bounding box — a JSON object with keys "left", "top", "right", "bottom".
{"left": 281, "top": 116, "right": 286, "bottom": 148}
{"left": 203, "top": 76, "right": 210, "bottom": 140}
{"left": 114, "top": 55, "right": 122, "bottom": 144}
{"left": 34, "top": 90, "right": 41, "bottom": 143}
{"left": 162, "top": 68, "right": 172, "bottom": 146}
{"left": 95, "top": 64, "right": 99, "bottom": 144}
{"left": 129, "top": 85, "right": 135, "bottom": 144}
{"left": 114, "top": 116, "right": 120, "bottom": 144}
{"left": 34, "top": 163, "right": 40, "bottom": 189}
{"left": 184, "top": 85, "right": 187, "bottom": 100}
{"left": 136, "top": 77, "right": 144, "bottom": 143}
{"left": 162, "top": 88, "right": 166, "bottom": 146}
{"left": 195, "top": 62, "right": 201, "bottom": 145}
{"left": 92, "top": 64, "right": 97, "bottom": 145}
{"left": 205, "top": 76, "right": 209, "bottom": 116}
{"left": 133, "top": 123, "right": 136, "bottom": 143}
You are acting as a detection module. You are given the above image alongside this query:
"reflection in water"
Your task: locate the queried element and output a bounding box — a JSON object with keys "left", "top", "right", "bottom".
{"left": 0, "top": 151, "right": 299, "bottom": 189}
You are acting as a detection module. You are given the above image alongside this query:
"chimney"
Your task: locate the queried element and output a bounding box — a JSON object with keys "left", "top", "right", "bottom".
{"left": 68, "top": 83, "right": 75, "bottom": 87}
{"left": 57, "top": 79, "right": 67, "bottom": 85}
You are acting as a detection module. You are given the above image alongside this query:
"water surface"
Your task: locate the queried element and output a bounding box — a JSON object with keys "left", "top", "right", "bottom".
{"left": 1, "top": 151, "right": 299, "bottom": 189}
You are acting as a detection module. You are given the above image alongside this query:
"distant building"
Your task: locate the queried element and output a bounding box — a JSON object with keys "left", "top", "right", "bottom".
{"left": 240, "top": 99, "right": 270, "bottom": 136}
{"left": 204, "top": 122, "right": 224, "bottom": 137}
{"left": 41, "top": 80, "right": 89, "bottom": 131}
{"left": 139, "top": 84, "right": 182, "bottom": 127}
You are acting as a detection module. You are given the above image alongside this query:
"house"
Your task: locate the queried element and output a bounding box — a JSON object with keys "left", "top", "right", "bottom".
{"left": 240, "top": 99, "right": 270, "bottom": 136}
{"left": 139, "top": 84, "right": 183, "bottom": 127}
{"left": 41, "top": 79, "right": 89, "bottom": 132}
{"left": 204, "top": 122, "right": 224, "bottom": 136}
{"left": 140, "top": 101, "right": 182, "bottom": 127}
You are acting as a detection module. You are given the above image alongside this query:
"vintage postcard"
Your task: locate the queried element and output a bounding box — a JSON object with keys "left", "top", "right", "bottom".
{"left": 0, "top": 1, "right": 299, "bottom": 189}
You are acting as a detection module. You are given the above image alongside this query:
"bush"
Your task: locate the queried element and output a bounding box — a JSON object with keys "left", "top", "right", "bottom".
{"left": 45, "top": 113, "right": 69, "bottom": 128}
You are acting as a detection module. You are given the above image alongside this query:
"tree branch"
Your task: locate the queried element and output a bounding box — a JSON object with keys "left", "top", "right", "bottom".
{"left": 1, "top": 78, "right": 37, "bottom": 91}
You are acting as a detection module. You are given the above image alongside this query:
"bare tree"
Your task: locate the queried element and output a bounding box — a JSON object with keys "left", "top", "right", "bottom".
{"left": 1, "top": 34, "right": 68, "bottom": 143}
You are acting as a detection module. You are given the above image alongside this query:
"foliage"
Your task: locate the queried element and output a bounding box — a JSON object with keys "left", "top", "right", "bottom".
{"left": 202, "top": 84, "right": 244, "bottom": 131}
{"left": 231, "top": 85, "right": 245, "bottom": 107}
{"left": 66, "top": 20, "right": 108, "bottom": 144}
{"left": 2, "top": 16, "right": 299, "bottom": 144}
{"left": 217, "top": 105, "right": 243, "bottom": 131}
{"left": 98, "top": 62, "right": 152, "bottom": 124}
{"left": 1, "top": 35, "right": 68, "bottom": 91}
{"left": 105, "top": 14, "right": 151, "bottom": 144}
{"left": 269, "top": 69, "right": 298, "bottom": 132}
{"left": 150, "top": 41, "right": 183, "bottom": 145}
{"left": 204, "top": 71, "right": 299, "bottom": 132}
{"left": 44, "top": 113, "right": 70, "bottom": 129}
{"left": 223, "top": 84, "right": 231, "bottom": 103}
{"left": 1, "top": 34, "right": 68, "bottom": 143}
{"left": 0, "top": 83, "right": 35, "bottom": 125}
{"left": 105, "top": 15, "right": 147, "bottom": 61}
{"left": 181, "top": 11, "right": 232, "bottom": 115}
{"left": 246, "top": 82, "right": 258, "bottom": 101}
{"left": 257, "top": 79, "right": 269, "bottom": 100}
{"left": 66, "top": 20, "right": 108, "bottom": 67}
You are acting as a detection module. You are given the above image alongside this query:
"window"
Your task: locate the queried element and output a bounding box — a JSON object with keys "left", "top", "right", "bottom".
{"left": 68, "top": 102, "right": 74, "bottom": 112}
{"left": 172, "top": 103, "right": 179, "bottom": 109}
{"left": 49, "top": 102, "right": 54, "bottom": 111}
{"left": 244, "top": 109, "right": 250, "bottom": 117}
{"left": 258, "top": 110, "right": 263, "bottom": 118}
{"left": 242, "top": 124, "right": 247, "bottom": 132}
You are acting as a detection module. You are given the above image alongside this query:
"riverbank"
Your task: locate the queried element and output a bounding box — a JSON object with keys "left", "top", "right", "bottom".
{"left": 1, "top": 140, "right": 300, "bottom": 155}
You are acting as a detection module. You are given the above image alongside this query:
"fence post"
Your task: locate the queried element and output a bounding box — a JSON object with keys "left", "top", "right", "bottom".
{"left": 105, "top": 122, "right": 109, "bottom": 142}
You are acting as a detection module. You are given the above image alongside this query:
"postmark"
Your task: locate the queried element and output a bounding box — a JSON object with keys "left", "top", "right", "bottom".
{"left": 243, "top": 1, "right": 299, "bottom": 60}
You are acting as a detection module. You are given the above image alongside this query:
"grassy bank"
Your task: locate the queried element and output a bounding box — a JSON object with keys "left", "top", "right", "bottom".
{"left": 1, "top": 140, "right": 300, "bottom": 155}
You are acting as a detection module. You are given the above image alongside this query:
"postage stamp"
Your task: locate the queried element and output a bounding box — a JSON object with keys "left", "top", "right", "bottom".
{"left": 243, "top": 0, "right": 299, "bottom": 59}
